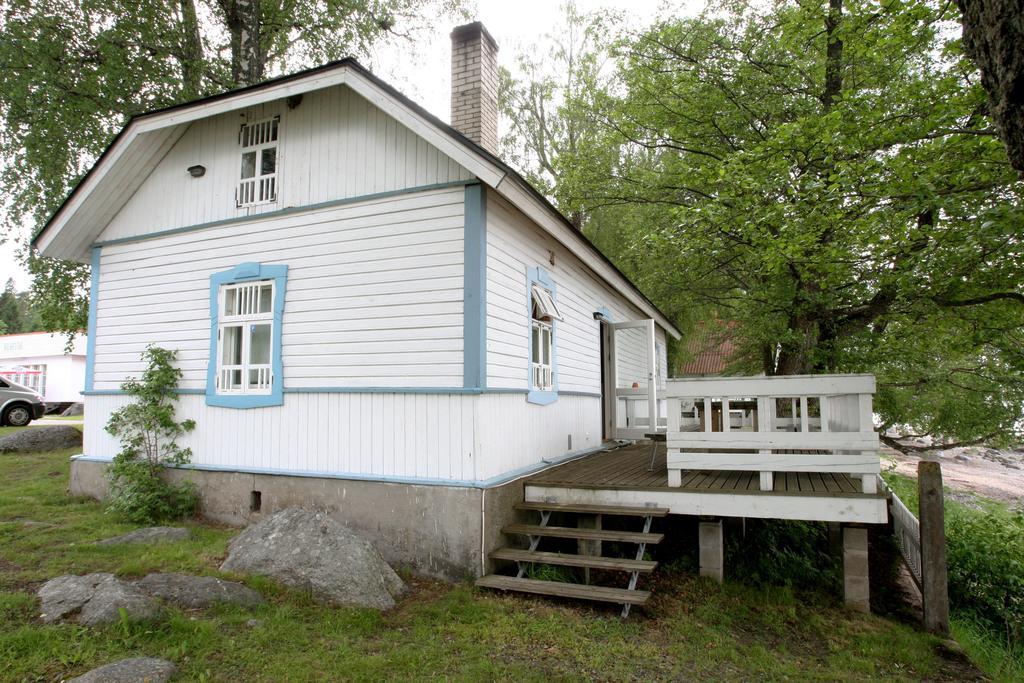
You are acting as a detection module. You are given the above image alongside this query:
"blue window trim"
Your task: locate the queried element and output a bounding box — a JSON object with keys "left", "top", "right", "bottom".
{"left": 463, "top": 183, "right": 487, "bottom": 389}
{"left": 526, "top": 265, "right": 558, "bottom": 405}
{"left": 206, "top": 262, "right": 288, "bottom": 408}
{"left": 84, "top": 246, "right": 101, "bottom": 393}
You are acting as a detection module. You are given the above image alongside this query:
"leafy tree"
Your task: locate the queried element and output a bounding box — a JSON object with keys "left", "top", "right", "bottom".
{"left": 503, "top": 0, "right": 1024, "bottom": 448}
{"left": 0, "top": 279, "right": 20, "bottom": 334}
{"left": 0, "top": 0, "right": 467, "bottom": 337}
{"left": 105, "top": 346, "right": 198, "bottom": 523}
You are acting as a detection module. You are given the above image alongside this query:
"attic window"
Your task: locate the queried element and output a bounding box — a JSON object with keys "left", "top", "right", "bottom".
{"left": 237, "top": 117, "right": 279, "bottom": 207}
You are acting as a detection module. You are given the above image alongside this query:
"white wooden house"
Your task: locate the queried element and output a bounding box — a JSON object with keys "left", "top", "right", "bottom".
{"left": 35, "top": 24, "right": 887, "bottom": 611}
{"left": 33, "top": 23, "right": 678, "bottom": 579}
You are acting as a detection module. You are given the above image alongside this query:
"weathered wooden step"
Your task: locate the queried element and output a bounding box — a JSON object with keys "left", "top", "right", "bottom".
{"left": 516, "top": 501, "right": 670, "bottom": 517}
{"left": 476, "top": 575, "right": 651, "bottom": 605}
{"left": 490, "top": 548, "right": 657, "bottom": 573}
{"left": 503, "top": 523, "right": 664, "bottom": 545}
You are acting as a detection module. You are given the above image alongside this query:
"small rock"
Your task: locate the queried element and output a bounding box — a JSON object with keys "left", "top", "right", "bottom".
{"left": 0, "top": 425, "right": 82, "bottom": 453}
{"left": 97, "top": 527, "right": 191, "bottom": 546}
{"left": 38, "top": 573, "right": 162, "bottom": 626}
{"left": 137, "top": 573, "right": 264, "bottom": 609}
{"left": 220, "top": 507, "right": 406, "bottom": 610}
{"left": 954, "top": 454, "right": 971, "bottom": 463}
{"left": 68, "top": 657, "right": 176, "bottom": 683}
{"left": 246, "top": 618, "right": 263, "bottom": 628}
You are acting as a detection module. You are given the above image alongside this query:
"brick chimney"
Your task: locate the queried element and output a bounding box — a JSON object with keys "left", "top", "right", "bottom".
{"left": 450, "top": 22, "right": 499, "bottom": 154}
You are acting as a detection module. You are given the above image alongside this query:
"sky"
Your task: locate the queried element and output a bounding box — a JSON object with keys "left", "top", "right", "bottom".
{"left": 0, "top": 0, "right": 698, "bottom": 292}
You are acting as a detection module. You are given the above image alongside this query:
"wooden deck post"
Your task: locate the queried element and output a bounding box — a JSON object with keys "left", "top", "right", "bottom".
{"left": 842, "top": 525, "right": 870, "bottom": 612}
{"left": 578, "top": 514, "right": 603, "bottom": 585}
{"left": 918, "top": 460, "right": 950, "bottom": 635}
{"left": 698, "top": 518, "right": 724, "bottom": 583}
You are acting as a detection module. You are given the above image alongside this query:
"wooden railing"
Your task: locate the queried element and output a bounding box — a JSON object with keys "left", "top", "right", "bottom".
{"left": 664, "top": 374, "right": 880, "bottom": 494}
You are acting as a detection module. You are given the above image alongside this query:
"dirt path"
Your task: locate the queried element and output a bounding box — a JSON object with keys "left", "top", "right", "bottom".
{"left": 884, "top": 445, "right": 1024, "bottom": 506}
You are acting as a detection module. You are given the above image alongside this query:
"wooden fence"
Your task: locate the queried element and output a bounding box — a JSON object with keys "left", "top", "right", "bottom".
{"left": 664, "top": 374, "right": 880, "bottom": 493}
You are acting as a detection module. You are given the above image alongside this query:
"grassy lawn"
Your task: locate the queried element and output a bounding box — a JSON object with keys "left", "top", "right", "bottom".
{"left": 0, "top": 445, "right": 984, "bottom": 682}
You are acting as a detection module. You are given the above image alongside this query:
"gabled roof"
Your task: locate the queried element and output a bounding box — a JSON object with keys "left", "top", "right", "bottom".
{"left": 33, "top": 58, "right": 679, "bottom": 338}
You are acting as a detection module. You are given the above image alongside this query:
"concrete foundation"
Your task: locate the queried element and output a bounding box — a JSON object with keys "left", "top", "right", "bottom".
{"left": 69, "top": 457, "right": 524, "bottom": 581}
{"left": 843, "top": 526, "right": 870, "bottom": 612}
{"left": 698, "top": 518, "right": 724, "bottom": 582}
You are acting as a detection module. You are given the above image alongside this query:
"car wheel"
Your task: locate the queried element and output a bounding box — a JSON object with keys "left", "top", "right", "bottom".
{"left": 3, "top": 405, "right": 32, "bottom": 427}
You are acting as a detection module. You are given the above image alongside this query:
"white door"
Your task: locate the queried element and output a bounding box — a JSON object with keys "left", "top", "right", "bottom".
{"left": 608, "top": 319, "right": 659, "bottom": 440}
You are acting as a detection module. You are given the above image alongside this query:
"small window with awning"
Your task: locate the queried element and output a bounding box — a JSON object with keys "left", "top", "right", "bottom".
{"left": 531, "top": 284, "right": 563, "bottom": 322}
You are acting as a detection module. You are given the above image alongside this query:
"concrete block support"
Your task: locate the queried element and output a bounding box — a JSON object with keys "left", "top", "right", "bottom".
{"left": 842, "top": 526, "right": 870, "bottom": 612}
{"left": 698, "top": 519, "right": 724, "bottom": 583}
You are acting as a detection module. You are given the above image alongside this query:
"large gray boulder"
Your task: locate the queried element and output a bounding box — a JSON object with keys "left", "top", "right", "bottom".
{"left": 220, "top": 507, "right": 406, "bottom": 610}
{"left": 137, "top": 573, "right": 264, "bottom": 609}
{"left": 68, "top": 657, "right": 176, "bottom": 683}
{"left": 97, "top": 527, "right": 192, "bottom": 546}
{"left": 0, "top": 425, "right": 82, "bottom": 453}
{"left": 38, "top": 573, "right": 162, "bottom": 626}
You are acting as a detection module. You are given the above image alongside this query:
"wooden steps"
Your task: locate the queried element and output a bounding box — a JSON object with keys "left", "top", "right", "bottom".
{"left": 490, "top": 548, "right": 658, "bottom": 573}
{"left": 502, "top": 523, "right": 664, "bottom": 545}
{"left": 477, "top": 499, "right": 667, "bottom": 616}
{"left": 476, "top": 575, "right": 651, "bottom": 605}
{"left": 515, "top": 501, "right": 670, "bottom": 517}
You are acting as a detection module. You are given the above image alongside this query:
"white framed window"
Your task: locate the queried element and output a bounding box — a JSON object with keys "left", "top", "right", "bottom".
{"left": 531, "top": 283, "right": 562, "bottom": 392}
{"left": 237, "top": 116, "right": 279, "bottom": 207}
{"left": 216, "top": 280, "right": 275, "bottom": 394}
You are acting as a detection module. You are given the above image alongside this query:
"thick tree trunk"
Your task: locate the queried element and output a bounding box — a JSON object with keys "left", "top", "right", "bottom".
{"left": 179, "top": 0, "right": 204, "bottom": 98}
{"left": 775, "top": 0, "right": 843, "bottom": 376}
{"left": 822, "top": 0, "right": 844, "bottom": 111}
{"left": 958, "top": 0, "right": 1024, "bottom": 173}
{"left": 221, "top": 0, "right": 263, "bottom": 86}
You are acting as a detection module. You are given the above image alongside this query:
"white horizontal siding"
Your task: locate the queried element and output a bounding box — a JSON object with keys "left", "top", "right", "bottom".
{"left": 92, "top": 186, "right": 465, "bottom": 390}
{"left": 84, "top": 393, "right": 476, "bottom": 481}
{"left": 485, "top": 192, "right": 667, "bottom": 393}
{"left": 101, "top": 85, "right": 472, "bottom": 242}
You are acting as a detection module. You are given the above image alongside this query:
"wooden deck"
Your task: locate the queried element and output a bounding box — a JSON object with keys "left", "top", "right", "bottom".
{"left": 524, "top": 443, "right": 888, "bottom": 524}
{"left": 527, "top": 443, "right": 871, "bottom": 496}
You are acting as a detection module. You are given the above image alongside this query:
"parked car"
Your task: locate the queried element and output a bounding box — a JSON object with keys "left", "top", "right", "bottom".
{"left": 0, "top": 377, "right": 47, "bottom": 427}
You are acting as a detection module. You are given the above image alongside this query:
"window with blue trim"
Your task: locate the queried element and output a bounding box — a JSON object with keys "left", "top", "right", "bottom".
{"left": 207, "top": 262, "right": 287, "bottom": 408}
{"left": 526, "top": 266, "right": 562, "bottom": 405}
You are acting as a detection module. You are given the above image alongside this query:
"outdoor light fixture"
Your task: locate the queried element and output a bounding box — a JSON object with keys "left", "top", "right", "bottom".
{"left": 187, "top": 164, "right": 206, "bottom": 178}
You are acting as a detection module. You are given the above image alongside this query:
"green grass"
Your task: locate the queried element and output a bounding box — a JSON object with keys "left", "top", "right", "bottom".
{"left": 0, "top": 444, "right": 983, "bottom": 682}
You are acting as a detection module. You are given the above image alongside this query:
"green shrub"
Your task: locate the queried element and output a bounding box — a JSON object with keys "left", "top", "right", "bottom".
{"left": 725, "top": 519, "right": 840, "bottom": 591}
{"left": 884, "top": 472, "right": 1024, "bottom": 654}
{"left": 945, "top": 502, "right": 1024, "bottom": 650}
{"left": 105, "top": 346, "right": 198, "bottom": 524}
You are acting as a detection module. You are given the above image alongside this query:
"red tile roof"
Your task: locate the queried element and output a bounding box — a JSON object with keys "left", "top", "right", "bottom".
{"left": 677, "top": 320, "right": 738, "bottom": 376}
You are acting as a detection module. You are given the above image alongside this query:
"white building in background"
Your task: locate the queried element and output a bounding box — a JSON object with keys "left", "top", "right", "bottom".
{"left": 0, "top": 332, "right": 87, "bottom": 406}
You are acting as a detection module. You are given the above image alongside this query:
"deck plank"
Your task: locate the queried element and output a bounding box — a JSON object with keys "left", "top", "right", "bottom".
{"left": 523, "top": 442, "right": 880, "bottom": 499}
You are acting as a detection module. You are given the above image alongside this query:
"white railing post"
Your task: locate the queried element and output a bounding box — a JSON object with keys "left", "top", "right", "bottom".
{"left": 858, "top": 393, "right": 877, "bottom": 494}
{"left": 820, "top": 396, "right": 830, "bottom": 433}
{"left": 757, "top": 394, "right": 773, "bottom": 491}
{"left": 667, "top": 397, "right": 682, "bottom": 486}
